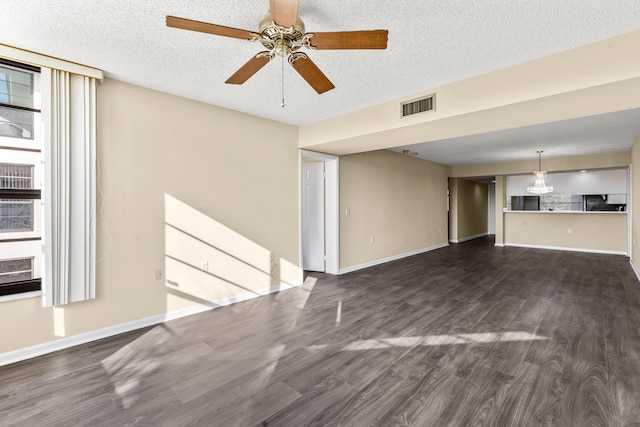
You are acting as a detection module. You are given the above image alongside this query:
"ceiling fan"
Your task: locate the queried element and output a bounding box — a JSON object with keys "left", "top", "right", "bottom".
{"left": 166, "top": 0, "right": 388, "bottom": 94}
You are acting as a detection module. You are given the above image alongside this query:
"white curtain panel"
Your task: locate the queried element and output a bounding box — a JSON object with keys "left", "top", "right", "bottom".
{"left": 42, "top": 69, "right": 97, "bottom": 306}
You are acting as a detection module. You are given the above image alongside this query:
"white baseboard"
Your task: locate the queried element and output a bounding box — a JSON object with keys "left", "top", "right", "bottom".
{"left": 504, "top": 242, "right": 627, "bottom": 256}
{"left": 0, "top": 279, "right": 303, "bottom": 368}
{"left": 449, "top": 233, "right": 488, "bottom": 244}
{"left": 630, "top": 259, "right": 640, "bottom": 283}
{"left": 494, "top": 243, "right": 505, "bottom": 247}
{"left": 339, "top": 242, "right": 449, "bottom": 275}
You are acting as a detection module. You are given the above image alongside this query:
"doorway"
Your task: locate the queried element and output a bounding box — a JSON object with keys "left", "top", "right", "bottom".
{"left": 300, "top": 150, "right": 339, "bottom": 274}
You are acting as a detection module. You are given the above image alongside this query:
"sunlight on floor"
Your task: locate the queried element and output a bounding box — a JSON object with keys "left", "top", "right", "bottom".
{"left": 102, "top": 276, "right": 318, "bottom": 410}
{"left": 309, "top": 331, "right": 548, "bottom": 352}
{"left": 342, "top": 331, "right": 548, "bottom": 351}
{"left": 101, "top": 343, "right": 160, "bottom": 409}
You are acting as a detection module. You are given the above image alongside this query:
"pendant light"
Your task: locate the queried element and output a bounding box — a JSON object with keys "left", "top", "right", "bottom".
{"left": 526, "top": 150, "right": 553, "bottom": 194}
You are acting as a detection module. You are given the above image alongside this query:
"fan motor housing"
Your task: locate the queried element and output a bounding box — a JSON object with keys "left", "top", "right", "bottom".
{"left": 258, "top": 12, "right": 306, "bottom": 55}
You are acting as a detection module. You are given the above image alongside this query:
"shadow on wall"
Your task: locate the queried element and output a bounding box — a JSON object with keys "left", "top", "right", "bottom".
{"left": 163, "top": 194, "right": 300, "bottom": 310}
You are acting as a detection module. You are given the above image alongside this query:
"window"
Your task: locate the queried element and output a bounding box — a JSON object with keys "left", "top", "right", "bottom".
{"left": 0, "top": 59, "right": 42, "bottom": 297}
{"left": 0, "top": 46, "right": 100, "bottom": 305}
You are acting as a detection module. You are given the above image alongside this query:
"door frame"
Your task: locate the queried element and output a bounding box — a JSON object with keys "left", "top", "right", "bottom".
{"left": 488, "top": 182, "right": 496, "bottom": 235}
{"left": 300, "top": 150, "right": 340, "bottom": 274}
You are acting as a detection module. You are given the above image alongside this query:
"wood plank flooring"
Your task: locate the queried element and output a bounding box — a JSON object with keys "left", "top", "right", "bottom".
{"left": 2, "top": 237, "right": 640, "bottom": 426}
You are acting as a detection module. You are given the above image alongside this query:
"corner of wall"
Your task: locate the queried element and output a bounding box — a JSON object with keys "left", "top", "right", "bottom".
{"left": 631, "top": 140, "right": 640, "bottom": 267}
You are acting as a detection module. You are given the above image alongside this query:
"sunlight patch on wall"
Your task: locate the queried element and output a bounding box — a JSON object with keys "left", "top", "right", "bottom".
{"left": 53, "top": 307, "right": 65, "bottom": 337}
{"left": 163, "top": 194, "right": 301, "bottom": 310}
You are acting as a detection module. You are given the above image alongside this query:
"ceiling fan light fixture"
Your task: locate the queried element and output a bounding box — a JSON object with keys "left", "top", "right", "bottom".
{"left": 166, "top": 0, "right": 388, "bottom": 94}
{"left": 274, "top": 38, "right": 290, "bottom": 57}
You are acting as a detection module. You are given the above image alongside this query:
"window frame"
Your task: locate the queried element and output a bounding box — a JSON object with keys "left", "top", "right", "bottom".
{"left": 0, "top": 256, "right": 39, "bottom": 296}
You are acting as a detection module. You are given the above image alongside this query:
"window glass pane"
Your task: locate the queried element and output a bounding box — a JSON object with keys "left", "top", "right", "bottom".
{"left": 0, "top": 66, "right": 34, "bottom": 109}
{"left": 0, "top": 258, "right": 33, "bottom": 284}
{"left": 0, "top": 199, "right": 34, "bottom": 232}
{"left": 0, "top": 163, "right": 34, "bottom": 189}
{"left": 539, "top": 194, "right": 583, "bottom": 211}
{"left": 0, "top": 105, "right": 34, "bottom": 139}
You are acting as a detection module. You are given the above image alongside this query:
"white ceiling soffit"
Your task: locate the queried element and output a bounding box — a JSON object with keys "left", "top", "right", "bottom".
{"left": 389, "top": 108, "right": 640, "bottom": 166}
{"left": 1, "top": 1, "right": 639, "bottom": 126}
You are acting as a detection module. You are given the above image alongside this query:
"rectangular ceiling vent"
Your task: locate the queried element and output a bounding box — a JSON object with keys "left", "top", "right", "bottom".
{"left": 401, "top": 94, "right": 435, "bottom": 117}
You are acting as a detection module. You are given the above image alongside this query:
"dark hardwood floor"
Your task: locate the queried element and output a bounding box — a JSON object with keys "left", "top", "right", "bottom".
{"left": 2, "top": 237, "right": 640, "bottom": 426}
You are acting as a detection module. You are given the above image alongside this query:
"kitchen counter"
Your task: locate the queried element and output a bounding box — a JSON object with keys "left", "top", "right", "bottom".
{"left": 505, "top": 209, "right": 626, "bottom": 214}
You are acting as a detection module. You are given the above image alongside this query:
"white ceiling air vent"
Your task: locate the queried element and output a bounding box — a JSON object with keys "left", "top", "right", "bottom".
{"left": 401, "top": 94, "right": 435, "bottom": 117}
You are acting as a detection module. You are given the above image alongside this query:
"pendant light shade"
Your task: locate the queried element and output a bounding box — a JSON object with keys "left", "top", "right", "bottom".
{"left": 527, "top": 151, "right": 553, "bottom": 194}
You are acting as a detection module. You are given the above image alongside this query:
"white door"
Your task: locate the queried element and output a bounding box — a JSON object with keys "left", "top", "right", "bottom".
{"left": 302, "top": 161, "right": 325, "bottom": 272}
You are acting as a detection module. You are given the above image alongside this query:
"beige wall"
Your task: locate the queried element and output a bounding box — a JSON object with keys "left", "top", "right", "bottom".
{"left": 632, "top": 135, "right": 640, "bottom": 267}
{"left": 505, "top": 212, "right": 627, "bottom": 253}
{"left": 0, "top": 79, "right": 300, "bottom": 355}
{"left": 449, "top": 178, "right": 488, "bottom": 242}
{"left": 339, "top": 150, "right": 450, "bottom": 269}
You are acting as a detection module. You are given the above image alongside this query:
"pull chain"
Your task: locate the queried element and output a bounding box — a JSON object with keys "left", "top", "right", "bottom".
{"left": 281, "top": 55, "right": 285, "bottom": 108}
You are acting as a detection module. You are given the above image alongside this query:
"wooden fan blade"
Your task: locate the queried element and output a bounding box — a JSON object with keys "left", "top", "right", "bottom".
{"left": 225, "top": 53, "right": 272, "bottom": 85}
{"left": 166, "top": 16, "right": 254, "bottom": 40}
{"left": 307, "top": 30, "right": 389, "bottom": 50}
{"left": 270, "top": 0, "right": 299, "bottom": 27}
{"left": 290, "top": 55, "right": 335, "bottom": 94}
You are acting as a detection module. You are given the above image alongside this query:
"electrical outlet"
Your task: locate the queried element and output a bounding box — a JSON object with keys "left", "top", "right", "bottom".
{"left": 201, "top": 261, "right": 209, "bottom": 272}
{"left": 345, "top": 208, "right": 350, "bottom": 216}
{"left": 567, "top": 228, "right": 573, "bottom": 235}
{"left": 370, "top": 236, "right": 375, "bottom": 244}
{"left": 154, "top": 268, "right": 163, "bottom": 281}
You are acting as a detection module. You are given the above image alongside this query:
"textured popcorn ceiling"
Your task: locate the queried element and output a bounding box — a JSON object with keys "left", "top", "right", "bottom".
{"left": 1, "top": 1, "right": 640, "bottom": 163}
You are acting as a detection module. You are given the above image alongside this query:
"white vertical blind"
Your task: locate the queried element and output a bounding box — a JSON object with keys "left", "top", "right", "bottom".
{"left": 41, "top": 69, "right": 97, "bottom": 306}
